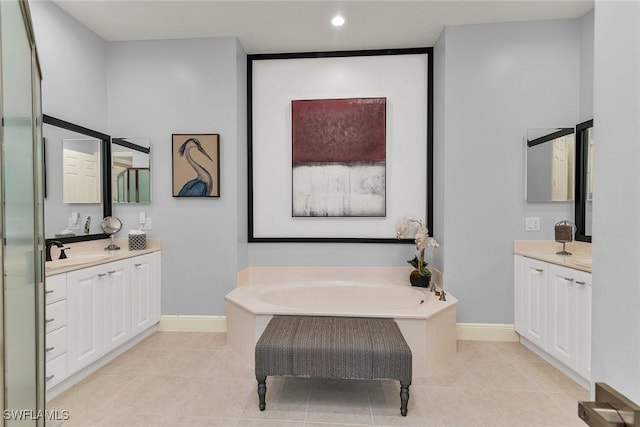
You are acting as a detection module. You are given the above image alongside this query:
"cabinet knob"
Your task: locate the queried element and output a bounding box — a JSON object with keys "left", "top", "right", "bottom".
{"left": 45, "top": 318, "right": 54, "bottom": 324}
{"left": 535, "top": 268, "right": 544, "bottom": 273}
{"left": 98, "top": 273, "right": 107, "bottom": 278}
{"left": 45, "top": 346, "right": 55, "bottom": 353}
{"left": 108, "top": 270, "right": 116, "bottom": 274}
{"left": 45, "top": 375, "right": 55, "bottom": 382}
{"left": 576, "top": 281, "right": 586, "bottom": 285}
{"left": 45, "top": 289, "right": 55, "bottom": 294}
{"left": 564, "top": 277, "right": 575, "bottom": 282}
{"left": 134, "top": 263, "right": 142, "bottom": 267}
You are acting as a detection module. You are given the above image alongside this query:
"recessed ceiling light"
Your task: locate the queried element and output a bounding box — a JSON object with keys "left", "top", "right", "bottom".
{"left": 331, "top": 15, "right": 345, "bottom": 27}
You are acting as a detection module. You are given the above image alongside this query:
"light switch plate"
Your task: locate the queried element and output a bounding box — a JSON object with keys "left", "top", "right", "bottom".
{"left": 141, "top": 218, "right": 152, "bottom": 230}
{"left": 525, "top": 217, "right": 541, "bottom": 232}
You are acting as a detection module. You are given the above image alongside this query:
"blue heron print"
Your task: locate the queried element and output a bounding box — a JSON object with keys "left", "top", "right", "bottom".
{"left": 176, "top": 137, "right": 216, "bottom": 196}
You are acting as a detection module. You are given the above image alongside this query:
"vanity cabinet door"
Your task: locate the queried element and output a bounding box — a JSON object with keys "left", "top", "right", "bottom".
{"left": 575, "top": 270, "right": 592, "bottom": 380}
{"left": 515, "top": 256, "right": 548, "bottom": 349}
{"left": 131, "top": 254, "right": 154, "bottom": 336}
{"left": 152, "top": 251, "right": 162, "bottom": 325}
{"left": 547, "top": 264, "right": 579, "bottom": 368}
{"left": 103, "top": 259, "right": 132, "bottom": 352}
{"left": 66, "top": 264, "right": 106, "bottom": 375}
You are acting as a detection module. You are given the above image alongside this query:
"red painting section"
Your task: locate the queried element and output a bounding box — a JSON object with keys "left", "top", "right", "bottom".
{"left": 292, "top": 98, "right": 386, "bottom": 163}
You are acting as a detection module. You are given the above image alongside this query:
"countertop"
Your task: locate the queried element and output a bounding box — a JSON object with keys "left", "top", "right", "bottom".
{"left": 45, "top": 238, "right": 161, "bottom": 276}
{"left": 514, "top": 240, "right": 592, "bottom": 273}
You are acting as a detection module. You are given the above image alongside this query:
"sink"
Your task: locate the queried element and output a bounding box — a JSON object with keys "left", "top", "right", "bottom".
{"left": 46, "top": 253, "right": 111, "bottom": 269}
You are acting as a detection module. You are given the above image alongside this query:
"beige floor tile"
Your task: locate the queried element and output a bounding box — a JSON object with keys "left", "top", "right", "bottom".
{"left": 182, "top": 377, "right": 256, "bottom": 418}
{"left": 241, "top": 377, "right": 309, "bottom": 421}
{"left": 368, "top": 382, "right": 443, "bottom": 426}
{"left": 421, "top": 356, "right": 473, "bottom": 388}
{"left": 47, "top": 333, "right": 589, "bottom": 427}
{"left": 514, "top": 361, "right": 588, "bottom": 394}
{"left": 305, "top": 379, "right": 373, "bottom": 425}
{"left": 236, "top": 419, "right": 305, "bottom": 427}
{"left": 455, "top": 340, "right": 506, "bottom": 362}
{"left": 464, "top": 359, "right": 541, "bottom": 391}
{"left": 490, "top": 341, "right": 546, "bottom": 364}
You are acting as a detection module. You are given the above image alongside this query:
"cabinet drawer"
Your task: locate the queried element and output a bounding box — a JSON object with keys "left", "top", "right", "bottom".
{"left": 45, "top": 274, "right": 67, "bottom": 304}
{"left": 45, "top": 300, "right": 67, "bottom": 333}
{"left": 45, "top": 353, "right": 67, "bottom": 390}
{"left": 45, "top": 326, "right": 67, "bottom": 362}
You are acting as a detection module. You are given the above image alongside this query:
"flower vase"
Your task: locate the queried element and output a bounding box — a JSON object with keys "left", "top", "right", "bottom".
{"left": 409, "top": 270, "right": 430, "bottom": 288}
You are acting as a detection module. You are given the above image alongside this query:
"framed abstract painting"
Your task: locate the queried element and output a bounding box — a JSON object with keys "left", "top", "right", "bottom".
{"left": 291, "top": 97, "right": 387, "bottom": 217}
{"left": 172, "top": 134, "right": 220, "bottom": 197}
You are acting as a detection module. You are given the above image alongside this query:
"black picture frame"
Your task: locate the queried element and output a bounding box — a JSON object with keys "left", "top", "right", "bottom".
{"left": 247, "top": 47, "right": 434, "bottom": 243}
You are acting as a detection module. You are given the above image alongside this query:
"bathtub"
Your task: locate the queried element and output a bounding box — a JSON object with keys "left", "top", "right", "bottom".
{"left": 225, "top": 267, "right": 458, "bottom": 377}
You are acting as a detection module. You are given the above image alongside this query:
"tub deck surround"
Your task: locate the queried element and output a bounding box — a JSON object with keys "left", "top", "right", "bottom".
{"left": 45, "top": 238, "right": 161, "bottom": 275}
{"left": 514, "top": 240, "right": 592, "bottom": 272}
{"left": 225, "top": 266, "right": 458, "bottom": 378}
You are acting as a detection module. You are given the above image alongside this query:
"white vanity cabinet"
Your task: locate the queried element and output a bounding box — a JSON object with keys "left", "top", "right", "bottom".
{"left": 514, "top": 255, "right": 592, "bottom": 380}
{"left": 50, "top": 251, "right": 161, "bottom": 391}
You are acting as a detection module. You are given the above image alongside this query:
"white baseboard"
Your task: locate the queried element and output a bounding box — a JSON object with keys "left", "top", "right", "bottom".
{"left": 158, "top": 315, "right": 227, "bottom": 332}
{"left": 158, "top": 315, "right": 516, "bottom": 342}
{"left": 456, "top": 323, "right": 518, "bottom": 342}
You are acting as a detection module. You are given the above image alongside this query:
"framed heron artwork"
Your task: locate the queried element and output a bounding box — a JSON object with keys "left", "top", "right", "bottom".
{"left": 172, "top": 134, "right": 220, "bottom": 197}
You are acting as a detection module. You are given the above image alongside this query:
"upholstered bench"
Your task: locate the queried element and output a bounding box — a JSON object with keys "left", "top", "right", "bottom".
{"left": 255, "top": 315, "right": 412, "bottom": 416}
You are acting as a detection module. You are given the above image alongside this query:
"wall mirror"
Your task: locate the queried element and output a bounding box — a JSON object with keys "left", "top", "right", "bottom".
{"left": 44, "top": 115, "right": 111, "bottom": 243}
{"left": 575, "top": 119, "right": 594, "bottom": 242}
{"left": 525, "top": 128, "right": 575, "bottom": 202}
{"left": 112, "top": 138, "right": 151, "bottom": 204}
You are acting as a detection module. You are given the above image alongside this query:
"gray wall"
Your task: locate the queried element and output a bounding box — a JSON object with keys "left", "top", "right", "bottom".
{"left": 30, "top": 0, "right": 107, "bottom": 131}
{"left": 435, "top": 19, "right": 582, "bottom": 323}
{"left": 31, "top": 1, "right": 109, "bottom": 238}
{"left": 591, "top": 0, "right": 640, "bottom": 402}
{"left": 106, "top": 37, "right": 247, "bottom": 315}
{"left": 32, "top": 1, "right": 597, "bottom": 327}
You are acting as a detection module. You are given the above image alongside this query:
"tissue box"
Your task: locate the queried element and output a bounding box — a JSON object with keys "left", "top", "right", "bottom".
{"left": 128, "top": 233, "right": 146, "bottom": 250}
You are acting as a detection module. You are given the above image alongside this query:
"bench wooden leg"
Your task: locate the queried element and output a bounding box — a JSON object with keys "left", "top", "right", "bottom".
{"left": 400, "top": 381, "right": 410, "bottom": 416}
{"left": 257, "top": 376, "right": 267, "bottom": 411}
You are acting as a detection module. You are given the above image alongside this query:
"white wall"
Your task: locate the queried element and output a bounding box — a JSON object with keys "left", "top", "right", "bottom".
{"left": 591, "top": 0, "right": 640, "bottom": 402}
{"left": 106, "top": 37, "right": 247, "bottom": 315}
{"left": 435, "top": 19, "right": 581, "bottom": 323}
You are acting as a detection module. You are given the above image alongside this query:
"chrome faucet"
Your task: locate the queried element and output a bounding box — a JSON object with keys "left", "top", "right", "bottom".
{"left": 45, "top": 240, "right": 64, "bottom": 262}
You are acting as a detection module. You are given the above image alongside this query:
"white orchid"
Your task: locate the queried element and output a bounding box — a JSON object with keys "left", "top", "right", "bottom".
{"left": 395, "top": 216, "right": 438, "bottom": 277}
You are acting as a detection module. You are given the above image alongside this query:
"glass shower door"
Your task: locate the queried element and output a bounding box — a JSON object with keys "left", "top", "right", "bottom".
{"left": 1, "top": 0, "right": 45, "bottom": 425}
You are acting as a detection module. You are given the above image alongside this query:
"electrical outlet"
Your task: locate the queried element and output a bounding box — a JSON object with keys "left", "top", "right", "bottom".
{"left": 525, "top": 217, "right": 541, "bottom": 232}
{"left": 141, "top": 218, "right": 152, "bottom": 230}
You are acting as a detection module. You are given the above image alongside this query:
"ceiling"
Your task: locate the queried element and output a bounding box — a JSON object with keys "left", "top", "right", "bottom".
{"left": 52, "top": 0, "right": 594, "bottom": 54}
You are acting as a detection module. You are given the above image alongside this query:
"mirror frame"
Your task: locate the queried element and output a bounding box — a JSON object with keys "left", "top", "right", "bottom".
{"left": 574, "top": 119, "right": 593, "bottom": 243}
{"left": 43, "top": 114, "right": 112, "bottom": 244}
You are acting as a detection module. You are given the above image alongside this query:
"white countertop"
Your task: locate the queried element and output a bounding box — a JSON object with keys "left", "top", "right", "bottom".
{"left": 45, "top": 238, "right": 161, "bottom": 276}
{"left": 514, "top": 240, "right": 592, "bottom": 273}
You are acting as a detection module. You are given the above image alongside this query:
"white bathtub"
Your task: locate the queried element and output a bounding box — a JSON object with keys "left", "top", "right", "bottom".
{"left": 255, "top": 281, "right": 431, "bottom": 314}
{"left": 225, "top": 267, "right": 458, "bottom": 377}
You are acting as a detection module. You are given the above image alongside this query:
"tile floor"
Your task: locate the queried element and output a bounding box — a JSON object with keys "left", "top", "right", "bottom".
{"left": 48, "top": 332, "right": 589, "bottom": 426}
